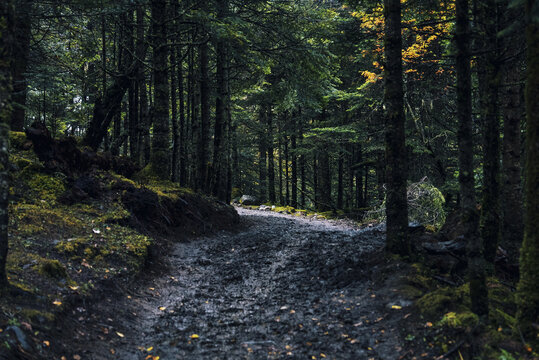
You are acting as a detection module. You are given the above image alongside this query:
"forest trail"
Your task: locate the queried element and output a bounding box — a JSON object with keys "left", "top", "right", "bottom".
{"left": 57, "top": 208, "right": 414, "bottom": 360}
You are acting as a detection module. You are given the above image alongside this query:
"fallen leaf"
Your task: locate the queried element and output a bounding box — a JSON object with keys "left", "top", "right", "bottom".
{"left": 290, "top": 310, "right": 296, "bottom": 314}
{"left": 320, "top": 354, "right": 326, "bottom": 358}
{"left": 92, "top": 228, "right": 101, "bottom": 234}
{"left": 190, "top": 334, "right": 199, "bottom": 339}
{"left": 425, "top": 322, "right": 433, "bottom": 327}
{"left": 149, "top": 287, "right": 155, "bottom": 291}
{"left": 116, "top": 331, "right": 124, "bottom": 338}
{"left": 391, "top": 305, "right": 402, "bottom": 310}
{"left": 110, "top": 349, "right": 115, "bottom": 355}
{"left": 74, "top": 355, "right": 81, "bottom": 360}
{"left": 159, "top": 306, "right": 166, "bottom": 311}
{"left": 146, "top": 346, "right": 154, "bottom": 351}
{"left": 43, "top": 340, "right": 50, "bottom": 347}
{"left": 53, "top": 300, "right": 62, "bottom": 306}
{"left": 69, "top": 285, "right": 79, "bottom": 291}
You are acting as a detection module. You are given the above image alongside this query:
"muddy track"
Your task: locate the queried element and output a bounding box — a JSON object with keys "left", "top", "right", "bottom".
{"left": 56, "top": 208, "right": 413, "bottom": 360}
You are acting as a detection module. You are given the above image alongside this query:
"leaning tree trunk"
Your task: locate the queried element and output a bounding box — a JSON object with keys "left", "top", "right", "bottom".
{"left": 516, "top": 0, "right": 539, "bottom": 344}
{"left": 149, "top": 0, "right": 170, "bottom": 179}
{"left": 383, "top": 0, "right": 409, "bottom": 256}
{"left": 0, "top": 0, "right": 14, "bottom": 287}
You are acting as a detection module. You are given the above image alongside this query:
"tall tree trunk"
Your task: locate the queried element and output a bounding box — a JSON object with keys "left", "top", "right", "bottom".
{"left": 212, "top": 0, "right": 229, "bottom": 200}
{"left": 317, "top": 146, "right": 331, "bottom": 212}
{"left": 0, "top": 0, "right": 14, "bottom": 286}
{"left": 457, "top": 0, "right": 487, "bottom": 317}
{"left": 383, "top": 0, "right": 409, "bottom": 255}
{"left": 267, "top": 105, "right": 276, "bottom": 203}
{"left": 149, "top": 0, "right": 170, "bottom": 178}
{"left": 478, "top": 0, "right": 501, "bottom": 269}
{"left": 170, "top": 2, "right": 179, "bottom": 182}
{"left": 500, "top": 4, "right": 524, "bottom": 264}
{"left": 178, "top": 45, "right": 187, "bottom": 187}
{"left": 517, "top": 0, "right": 539, "bottom": 343}
{"left": 285, "top": 138, "right": 290, "bottom": 205}
{"left": 258, "top": 108, "right": 267, "bottom": 202}
{"left": 136, "top": 3, "right": 149, "bottom": 166}
{"left": 299, "top": 121, "right": 306, "bottom": 208}
{"left": 197, "top": 39, "right": 210, "bottom": 191}
{"left": 10, "top": 0, "right": 31, "bottom": 131}
{"left": 291, "top": 115, "right": 298, "bottom": 208}
{"left": 278, "top": 122, "right": 284, "bottom": 205}
{"left": 337, "top": 150, "right": 344, "bottom": 209}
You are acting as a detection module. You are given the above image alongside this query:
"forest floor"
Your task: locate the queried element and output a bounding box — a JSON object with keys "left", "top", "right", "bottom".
{"left": 47, "top": 207, "right": 432, "bottom": 360}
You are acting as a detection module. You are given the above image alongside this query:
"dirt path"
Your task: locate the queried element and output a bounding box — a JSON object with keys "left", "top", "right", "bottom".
{"left": 56, "top": 208, "right": 414, "bottom": 360}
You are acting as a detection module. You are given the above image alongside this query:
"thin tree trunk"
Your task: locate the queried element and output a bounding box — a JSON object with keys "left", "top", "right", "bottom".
{"left": 383, "top": 0, "right": 409, "bottom": 255}
{"left": 291, "top": 115, "right": 298, "bottom": 208}
{"left": 10, "top": 0, "right": 31, "bottom": 131}
{"left": 267, "top": 105, "right": 276, "bottom": 203}
{"left": 212, "top": 0, "right": 229, "bottom": 200}
{"left": 258, "top": 108, "right": 267, "bottom": 202}
{"left": 500, "top": 4, "right": 524, "bottom": 264}
{"left": 479, "top": 1, "right": 501, "bottom": 269}
{"left": 197, "top": 39, "right": 210, "bottom": 191}
{"left": 517, "top": 0, "right": 539, "bottom": 340}
{"left": 170, "top": 2, "right": 179, "bottom": 182}
{"left": 178, "top": 45, "right": 187, "bottom": 186}
{"left": 0, "top": 0, "right": 14, "bottom": 286}
{"left": 457, "top": 0, "right": 487, "bottom": 317}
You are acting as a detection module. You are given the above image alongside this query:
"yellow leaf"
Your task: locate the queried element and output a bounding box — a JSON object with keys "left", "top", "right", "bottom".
{"left": 116, "top": 331, "right": 125, "bottom": 338}
{"left": 425, "top": 322, "right": 433, "bottom": 327}
{"left": 190, "top": 334, "right": 199, "bottom": 339}
{"left": 43, "top": 340, "right": 50, "bottom": 347}
{"left": 53, "top": 300, "right": 62, "bottom": 306}
{"left": 147, "top": 346, "right": 154, "bottom": 352}
{"left": 391, "top": 305, "right": 402, "bottom": 310}
{"left": 69, "top": 286, "right": 79, "bottom": 291}
{"left": 110, "top": 349, "right": 116, "bottom": 355}
{"left": 159, "top": 306, "right": 166, "bottom": 311}
{"left": 320, "top": 354, "right": 326, "bottom": 358}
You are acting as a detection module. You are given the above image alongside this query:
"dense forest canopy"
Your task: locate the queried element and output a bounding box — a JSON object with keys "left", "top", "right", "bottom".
{"left": 1, "top": 0, "right": 539, "bottom": 356}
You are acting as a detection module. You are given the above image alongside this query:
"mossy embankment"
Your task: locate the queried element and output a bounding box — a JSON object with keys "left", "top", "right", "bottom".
{"left": 0, "top": 131, "right": 238, "bottom": 358}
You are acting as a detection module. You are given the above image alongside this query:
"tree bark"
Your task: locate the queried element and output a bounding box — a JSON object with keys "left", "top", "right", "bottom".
{"left": 212, "top": 0, "right": 229, "bottom": 200}
{"left": 0, "top": 0, "right": 14, "bottom": 286}
{"left": 383, "top": 0, "right": 409, "bottom": 255}
{"left": 291, "top": 114, "right": 298, "bottom": 208}
{"left": 517, "top": 0, "right": 539, "bottom": 343}
{"left": 149, "top": 0, "right": 170, "bottom": 179}
{"left": 258, "top": 107, "right": 267, "bottom": 202}
{"left": 500, "top": 4, "right": 524, "bottom": 264}
{"left": 478, "top": 0, "right": 501, "bottom": 269}
{"left": 267, "top": 105, "right": 276, "bottom": 203}
{"left": 197, "top": 39, "right": 210, "bottom": 191}
{"left": 10, "top": 0, "right": 31, "bottom": 131}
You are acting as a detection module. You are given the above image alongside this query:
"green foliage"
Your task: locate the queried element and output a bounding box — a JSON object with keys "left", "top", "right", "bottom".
{"left": 364, "top": 178, "right": 446, "bottom": 228}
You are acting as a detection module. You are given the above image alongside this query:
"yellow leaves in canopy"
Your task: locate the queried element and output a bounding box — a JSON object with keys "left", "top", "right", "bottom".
{"left": 361, "top": 71, "right": 379, "bottom": 83}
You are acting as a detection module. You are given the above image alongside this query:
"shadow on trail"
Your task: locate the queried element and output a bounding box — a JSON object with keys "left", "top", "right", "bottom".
{"left": 57, "top": 208, "right": 414, "bottom": 359}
